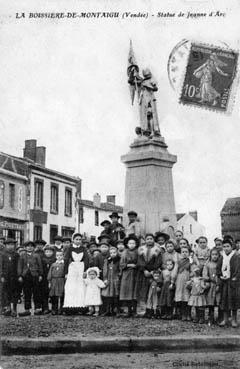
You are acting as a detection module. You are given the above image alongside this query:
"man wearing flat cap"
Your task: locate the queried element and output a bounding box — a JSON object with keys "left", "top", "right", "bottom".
{"left": 34, "top": 239, "right": 47, "bottom": 313}
{"left": 100, "top": 220, "right": 112, "bottom": 238}
{"left": 18, "top": 241, "right": 43, "bottom": 316}
{"left": 0, "top": 238, "right": 19, "bottom": 316}
{"left": 125, "top": 211, "right": 141, "bottom": 239}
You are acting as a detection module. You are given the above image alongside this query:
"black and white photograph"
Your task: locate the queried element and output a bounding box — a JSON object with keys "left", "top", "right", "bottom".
{"left": 1, "top": 0, "right": 240, "bottom": 368}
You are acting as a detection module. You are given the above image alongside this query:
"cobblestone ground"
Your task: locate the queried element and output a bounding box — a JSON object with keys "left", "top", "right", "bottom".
{"left": 1, "top": 351, "right": 240, "bottom": 369}
{"left": 1, "top": 314, "right": 240, "bottom": 338}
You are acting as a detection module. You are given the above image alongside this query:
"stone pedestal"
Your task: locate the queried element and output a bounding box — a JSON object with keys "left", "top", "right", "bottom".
{"left": 121, "top": 136, "right": 177, "bottom": 235}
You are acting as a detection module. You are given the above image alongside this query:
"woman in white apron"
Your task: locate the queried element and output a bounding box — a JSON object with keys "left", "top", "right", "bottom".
{"left": 63, "top": 233, "right": 89, "bottom": 313}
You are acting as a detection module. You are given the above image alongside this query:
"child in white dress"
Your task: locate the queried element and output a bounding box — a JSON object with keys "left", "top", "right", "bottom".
{"left": 84, "top": 267, "right": 106, "bottom": 316}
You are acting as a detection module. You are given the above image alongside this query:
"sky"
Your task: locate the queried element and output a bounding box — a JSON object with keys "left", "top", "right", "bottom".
{"left": 1, "top": 0, "right": 240, "bottom": 243}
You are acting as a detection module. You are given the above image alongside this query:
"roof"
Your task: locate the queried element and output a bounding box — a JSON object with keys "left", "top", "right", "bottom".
{"left": 79, "top": 199, "right": 123, "bottom": 213}
{"left": 176, "top": 213, "right": 185, "bottom": 221}
{"left": 221, "top": 197, "right": 240, "bottom": 215}
{"left": 0, "top": 153, "right": 28, "bottom": 177}
{"left": 0, "top": 152, "right": 80, "bottom": 184}
{"left": 177, "top": 211, "right": 198, "bottom": 222}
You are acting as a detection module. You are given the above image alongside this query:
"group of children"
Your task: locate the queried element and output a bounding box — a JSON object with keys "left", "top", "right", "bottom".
{"left": 0, "top": 227, "right": 240, "bottom": 328}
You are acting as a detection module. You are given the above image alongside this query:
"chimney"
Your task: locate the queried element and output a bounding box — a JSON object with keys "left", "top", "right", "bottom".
{"left": 36, "top": 146, "right": 46, "bottom": 166}
{"left": 93, "top": 193, "right": 101, "bottom": 208}
{"left": 76, "top": 179, "right": 82, "bottom": 199}
{"left": 106, "top": 195, "right": 116, "bottom": 205}
{"left": 189, "top": 211, "right": 198, "bottom": 221}
{"left": 23, "top": 139, "right": 37, "bottom": 161}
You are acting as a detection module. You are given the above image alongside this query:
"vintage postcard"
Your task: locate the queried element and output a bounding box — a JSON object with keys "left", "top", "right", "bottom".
{"left": 1, "top": 0, "right": 240, "bottom": 368}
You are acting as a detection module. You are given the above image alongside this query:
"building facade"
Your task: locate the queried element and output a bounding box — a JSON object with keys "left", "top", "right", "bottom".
{"left": 0, "top": 140, "right": 81, "bottom": 244}
{"left": 177, "top": 211, "right": 205, "bottom": 247}
{"left": 77, "top": 194, "right": 123, "bottom": 239}
{"left": 0, "top": 154, "right": 28, "bottom": 245}
{"left": 221, "top": 197, "right": 240, "bottom": 240}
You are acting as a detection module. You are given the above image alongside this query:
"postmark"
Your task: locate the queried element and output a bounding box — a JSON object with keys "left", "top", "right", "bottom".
{"left": 179, "top": 43, "right": 238, "bottom": 112}
{"left": 168, "top": 39, "right": 191, "bottom": 93}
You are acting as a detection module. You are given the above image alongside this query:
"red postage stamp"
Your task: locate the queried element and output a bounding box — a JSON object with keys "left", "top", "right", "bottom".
{"left": 180, "top": 43, "right": 238, "bottom": 112}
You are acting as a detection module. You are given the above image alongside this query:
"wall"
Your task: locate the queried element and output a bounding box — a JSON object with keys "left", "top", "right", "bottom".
{"left": 79, "top": 206, "right": 123, "bottom": 238}
{"left": 221, "top": 213, "right": 240, "bottom": 239}
{"left": 29, "top": 170, "right": 77, "bottom": 242}
{"left": 0, "top": 171, "right": 28, "bottom": 221}
{"left": 177, "top": 214, "right": 205, "bottom": 246}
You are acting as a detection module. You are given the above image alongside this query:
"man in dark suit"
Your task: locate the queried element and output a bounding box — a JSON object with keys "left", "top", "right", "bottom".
{"left": 109, "top": 212, "right": 125, "bottom": 244}
{"left": 0, "top": 236, "right": 5, "bottom": 314}
{"left": 18, "top": 241, "right": 43, "bottom": 316}
{"left": 0, "top": 238, "right": 19, "bottom": 316}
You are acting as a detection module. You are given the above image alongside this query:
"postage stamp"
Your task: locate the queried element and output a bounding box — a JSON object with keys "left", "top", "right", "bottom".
{"left": 179, "top": 43, "right": 239, "bottom": 112}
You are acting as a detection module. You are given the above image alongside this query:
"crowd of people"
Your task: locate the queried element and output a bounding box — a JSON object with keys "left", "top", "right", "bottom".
{"left": 0, "top": 210, "right": 240, "bottom": 328}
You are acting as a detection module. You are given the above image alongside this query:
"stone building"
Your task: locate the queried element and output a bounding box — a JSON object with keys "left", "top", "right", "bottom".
{"left": 0, "top": 153, "right": 28, "bottom": 245}
{"left": 77, "top": 193, "right": 123, "bottom": 239}
{"left": 0, "top": 140, "right": 81, "bottom": 244}
{"left": 177, "top": 211, "right": 205, "bottom": 247}
{"left": 220, "top": 197, "right": 240, "bottom": 240}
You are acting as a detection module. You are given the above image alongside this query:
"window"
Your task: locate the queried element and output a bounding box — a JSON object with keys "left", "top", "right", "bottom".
{"left": 65, "top": 188, "right": 72, "bottom": 216}
{"left": 0, "top": 180, "right": 5, "bottom": 209}
{"left": 15, "top": 230, "right": 23, "bottom": 247}
{"left": 61, "top": 226, "right": 75, "bottom": 238}
{"left": 79, "top": 206, "right": 84, "bottom": 224}
{"left": 34, "top": 179, "right": 43, "bottom": 209}
{"left": 50, "top": 224, "right": 58, "bottom": 244}
{"left": 9, "top": 183, "right": 15, "bottom": 209}
{"left": 34, "top": 225, "right": 42, "bottom": 241}
{"left": 190, "top": 224, "right": 192, "bottom": 234}
{"left": 95, "top": 210, "right": 99, "bottom": 226}
{"left": 50, "top": 183, "right": 58, "bottom": 214}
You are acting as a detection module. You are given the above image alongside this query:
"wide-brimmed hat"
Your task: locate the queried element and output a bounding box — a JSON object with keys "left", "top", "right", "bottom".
{"left": 100, "top": 220, "right": 111, "bottom": 227}
{"left": 16, "top": 245, "right": 25, "bottom": 251}
{"left": 62, "top": 237, "right": 72, "bottom": 243}
{"left": 23, "top": 241, "right": 35, "bottom": 248}
{"left": 109, "top": 212, "right": 120, "bottom": 219}
{"left": 222, "top": 237, "right": 233, "bottom": 246}
{"left": 5, "top": 238, "right": 17, "bottom": 245}
{"left": 155, "top": 232, "right": 170, "bottom": 242}
{"left": 88, "top": 241, "right": 98, "bottom": 248}
{"left": 124, "top": 235, "right": 139, "bottom": 247}
{"left": 34, "top": 239, "right": 47, "bottom": 246}
{"left": 115, "top": 239, "right": 125, "bottom": 246}
{"left": 99, "top": 241, "right": 110, "bottom": 247}
{"left": 223, "top": 235, "right": 234, "bottom": 242}
{"left": 127, "top": 211, "right": 138, "bottom": 217}
{"left": 98, "top": 234, "right": 112, "bottom": 242}
{"left": 54, "top": 235, "right": 63, "bottom": 242}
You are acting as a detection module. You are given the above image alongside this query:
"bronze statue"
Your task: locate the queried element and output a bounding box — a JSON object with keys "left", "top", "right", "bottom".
{"left": 127, "top": 41, "right": 161, "bottom": 138}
